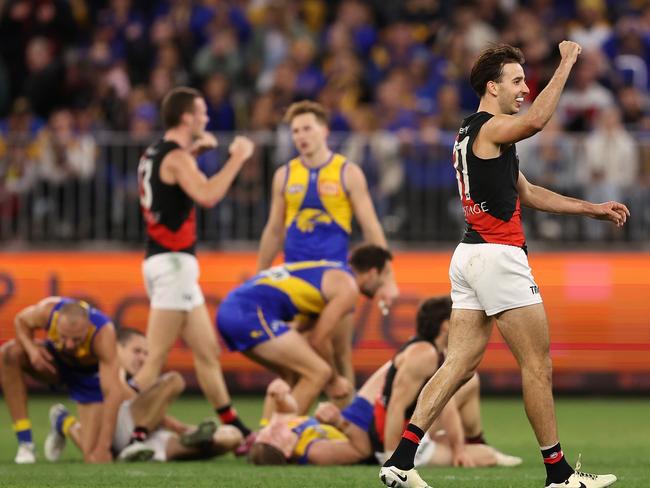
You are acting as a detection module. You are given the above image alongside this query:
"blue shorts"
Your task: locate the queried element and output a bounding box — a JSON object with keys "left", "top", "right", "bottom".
{"left": 46, "top": 342, "right": 103, "bottom": 404}
{"left": 216, "top": 295, "right": 291, "bottom": 352}
{"left": 341, "top": 395, "right": 374, "bottom": 432}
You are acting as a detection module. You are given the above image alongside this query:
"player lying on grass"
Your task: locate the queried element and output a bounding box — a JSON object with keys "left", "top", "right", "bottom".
{"left": 249, "top": 296, "right": 520, "bottom": 467}
{"left": 216, "top": 244, "right": 393, "bottom": 414}
{"left": 44, "top": 327, "right": 242, "bottom": 462}
{"left": 0, "top": 297, "right": 126, "bottom": 464}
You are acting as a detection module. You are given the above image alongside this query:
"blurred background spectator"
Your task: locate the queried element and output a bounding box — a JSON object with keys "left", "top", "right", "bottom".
{"left": 0, "top": 0, "right": 649, "bottom": 245}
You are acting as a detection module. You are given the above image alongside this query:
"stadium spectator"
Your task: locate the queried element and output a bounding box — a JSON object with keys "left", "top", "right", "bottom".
{"left": 557, "top": 50, "right": 615, "bottom": 131}
{"left": 580, "top": 107, "right": 639, "bottom": 239}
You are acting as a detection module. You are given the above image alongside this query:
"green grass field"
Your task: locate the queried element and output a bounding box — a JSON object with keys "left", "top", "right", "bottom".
{"left": 0, "top": 395, "right": 647, "bottom": 487}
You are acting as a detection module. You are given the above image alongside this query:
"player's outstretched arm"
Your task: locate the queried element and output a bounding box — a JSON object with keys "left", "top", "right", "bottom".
{"left": 517, "top": 171, "right": 630, "bottom": 226}
{"left": 168, "top": 135, "right": 254, "bottom": 207}
{"left": 90, "top": 324, "right": 127, "bottom": 463}
{"left": 345, "top": 163, "right": 399, "bottom": 308}
{"left": 482, "top": 41, "right": 581, "bottom": 146}
{"left": 256, "top": 166, "right": 288, "bottom": 272}
{"left": 384, "top": 344, "right": 438, "bottom": 453}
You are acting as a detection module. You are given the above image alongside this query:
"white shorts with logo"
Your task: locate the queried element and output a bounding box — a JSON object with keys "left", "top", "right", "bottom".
{"left": 113, "top": 400, "right": 173, "bottom": 461}
{"left": 449, "top": 243, "right": 543, "bottom": 316}
{"left": 142, "top": 252, "right": 205, "bottom": 311}
{"left": 414, "top": 433, "right": 437, "bottom": 467}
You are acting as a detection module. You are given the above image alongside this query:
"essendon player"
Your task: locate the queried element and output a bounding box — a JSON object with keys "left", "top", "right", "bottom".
{"left": 134, "top": 87, "right": 255, "bottom": 451}
{"left": 380, "top": 43, "right": 628, "bottom": 488}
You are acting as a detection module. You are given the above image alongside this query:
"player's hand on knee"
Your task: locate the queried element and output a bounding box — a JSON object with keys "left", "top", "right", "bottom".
{"left": 28, "top": 347, "right": 56, "bottom": 375}
{"left": 324, "top": 375, "right": 352, "bottom": 402}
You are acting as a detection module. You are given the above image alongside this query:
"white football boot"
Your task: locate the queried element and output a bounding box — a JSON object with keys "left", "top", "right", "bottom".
{"left": 117, "top": 441, "right": 155, "bottom": 462}
{"left": 44, "top": 403, "right": 68, "bottom": 462}
{"left": 379, "top": 466, "right": 432, "bottom": 488}
{"left": 545, "top": 455, "right": 617, "bottom": 488}
{"left": 14, "top": 442, "right": 36, "bottom": 464}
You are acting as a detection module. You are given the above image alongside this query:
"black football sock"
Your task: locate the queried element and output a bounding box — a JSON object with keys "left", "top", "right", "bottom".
{"left": 384, "top": 423, "right": 424, "bottom": 471}
{"left": 542, "top": 442, "right": 574, "bottom": 485}
{"left": 216, "top": 405, "right": 251, "bottom": 437}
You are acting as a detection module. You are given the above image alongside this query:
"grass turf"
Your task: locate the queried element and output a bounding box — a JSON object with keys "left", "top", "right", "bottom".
{"left": 0, "top": 395, "right": 647, "bottom": 487}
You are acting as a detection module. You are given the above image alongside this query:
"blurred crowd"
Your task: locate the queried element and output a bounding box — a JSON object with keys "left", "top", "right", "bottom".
{"left": 1, "top": 0, "right": 650, "bottom": 243}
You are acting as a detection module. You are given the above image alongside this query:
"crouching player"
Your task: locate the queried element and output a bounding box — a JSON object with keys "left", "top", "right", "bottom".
{"left": 0, "top": 297, "right": 125, "bottom": 464}
{"left": 217, "top": 244, "right": 393, "bottom": 413}
{"left": 44, "top": 327, "right": 242, "bottom": 462}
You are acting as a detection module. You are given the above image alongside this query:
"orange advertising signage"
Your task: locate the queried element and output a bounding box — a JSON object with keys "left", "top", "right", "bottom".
{"left": 0, "top": 252, "right": 648, "bottom": 391}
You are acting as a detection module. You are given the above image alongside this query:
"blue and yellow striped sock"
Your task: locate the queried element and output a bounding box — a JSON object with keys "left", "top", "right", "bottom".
{"left": 13, "top": 419, "right": 32, "bottom": 444}
{"left": 55, "top": 412, "right": 77, "bottom": 437}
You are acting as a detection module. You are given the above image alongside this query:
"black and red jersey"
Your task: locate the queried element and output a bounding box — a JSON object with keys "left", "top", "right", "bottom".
{"left": 452, "top": 112, "right": 526, "bottom": 249}
{"left": 138, "top": 139, "right": 196, "bottom": 257}
{"left": 368, "top": 337, "right": 442, "bottom": 452}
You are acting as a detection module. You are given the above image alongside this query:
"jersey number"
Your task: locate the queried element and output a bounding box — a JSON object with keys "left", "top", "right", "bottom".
{"left": 453, "top": 137, "right": 471, "bottom": 200}
{"left": 138, "top": 156, "right": 153, "bottom": 210}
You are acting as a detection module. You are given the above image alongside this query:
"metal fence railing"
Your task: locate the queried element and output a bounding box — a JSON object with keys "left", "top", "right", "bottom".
{"left": 1, "top": 130, "right": 649, "bottom": 246}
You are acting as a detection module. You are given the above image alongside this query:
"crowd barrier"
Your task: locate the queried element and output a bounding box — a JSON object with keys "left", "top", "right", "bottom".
{"left": 0, "top": 251, "right": 648, "bottom": 393}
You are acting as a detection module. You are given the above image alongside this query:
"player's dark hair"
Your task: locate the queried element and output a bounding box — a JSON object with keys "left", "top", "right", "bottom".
{"left": 248, "top": 442, "right": 288, "bottom": 465}
{"left": 116, "top": 327, "right": 144, "bottom": 346}
{"left": 161, "top": 87, "right": 201, "bottom": 129}
{"left": 470, "top": 44, "right": 525, "bottom": 97}
{"left": 283, "top": 99, "right": 330, "bottom": 125}
{"left": 349, "top": 244, "right": 393, "bottom": 273}
{"left": 416, "top": 296, "right": 452, "bottom": 343}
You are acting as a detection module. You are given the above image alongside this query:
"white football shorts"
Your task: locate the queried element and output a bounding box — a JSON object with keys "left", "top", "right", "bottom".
{"left": 449, "top": 243, "right": 542, "bottom": 316}
{"left": 142, "top": 252, "right": 205, "bottom": 311}
{"left": 113, "top": 400, "right": 173, "bottom": 461}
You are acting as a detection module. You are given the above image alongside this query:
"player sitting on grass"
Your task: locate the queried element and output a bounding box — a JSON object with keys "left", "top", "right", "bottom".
{"left": 44, "top": 327, "right": 242, "bottom": 462}
{"left": 0, "top": 297, "right": 126, "bottom": 464}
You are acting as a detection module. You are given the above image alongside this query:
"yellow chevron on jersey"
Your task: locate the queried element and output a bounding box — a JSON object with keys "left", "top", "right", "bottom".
{"left": 47, "top": 310, "right": 97, "bottom": 366}
{"left": 288, "top": 416, "right": 348, "bottom": 461}
{"left": 283, "top": 153, "right": 352, "bottom": 233}
{"left": 254, "top": 275, "right": 325, "bottom": 315}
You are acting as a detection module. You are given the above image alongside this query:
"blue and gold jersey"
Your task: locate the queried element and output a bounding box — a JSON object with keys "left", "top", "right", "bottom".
{"left": 46, "top": 298, "right": 111, "bottom": 373}
{"left": 287, "top": 416, "right": 348, "bottom": 464}
{"left": 283, "top": 153, "right": 353, "bottom": 263}
{"left": 229, "top": 260, "right": 351, "bottom": 322}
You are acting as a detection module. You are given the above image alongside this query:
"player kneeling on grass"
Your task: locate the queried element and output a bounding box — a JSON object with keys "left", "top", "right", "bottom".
{"left": 217, "top": 244, "right": 393, "bottom": 414}
{"left": 0, "top": 297, "right": 126, "bottom": 464}
{"left": 44, "top": 327, "right": 242, "bottom": 462}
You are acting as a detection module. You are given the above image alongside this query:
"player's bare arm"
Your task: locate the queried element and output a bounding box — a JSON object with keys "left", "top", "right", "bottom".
{"left": 344, "top": 163, "right": 399, "bottom": 307}
{"left": 384, "top": 344, "right": 439, "bottom": 452}
{"left": 90, "top": 324, "right": 126, "bottom": 463}
{"left": 14, "top": 297, "right": 58, "bottom": 375}
{"left": 517, "top": 171, "right": 629, "bottom": 226}
{"left": 161, "top": 135, "right": 254, "bottom": 207}
{"left": 477, "top": 41, "right": 581, "bottom": 151}
{"left": 256, "top": 166, "right": 288, "bottom": 272}
{"left": 311, "top": 270, "right": 358, "bottom": 373}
